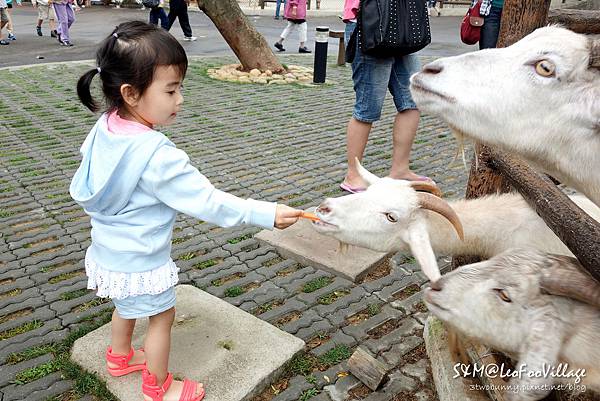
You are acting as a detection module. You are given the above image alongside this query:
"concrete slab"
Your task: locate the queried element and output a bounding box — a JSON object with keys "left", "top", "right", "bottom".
{"left": 71, "top": 285, "right": 305, "bottom": 401}
{"left": 255, "top": 212, "right": 388, "bottom": 282}
{"left": 424, "top": 315, "right": 489, "bottom": 401}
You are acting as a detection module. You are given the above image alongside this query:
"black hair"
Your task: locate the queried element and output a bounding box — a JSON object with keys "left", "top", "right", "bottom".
{"left": 77, "top": 21, "right": 188, "bottom": 113}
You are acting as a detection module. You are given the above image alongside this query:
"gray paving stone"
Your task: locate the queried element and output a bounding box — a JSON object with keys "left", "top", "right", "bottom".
{"left": 256, "top": 219, "right": 389, "bottom": 283}
{"left": 0, "top": 328, "right": 69, "bottom": 365}
{"left": 2, "top": 372, "right": 70, "bottom": 401}
{"left": 0, "top": 354, "right": 54, "bottom": 387}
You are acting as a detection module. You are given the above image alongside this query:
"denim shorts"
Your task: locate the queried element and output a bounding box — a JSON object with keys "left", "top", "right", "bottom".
{"left": 113, "top": 287, "right": 176, "bottom": 319}
{"left": 345, "top": 22, "right": 420, "bottom": 123}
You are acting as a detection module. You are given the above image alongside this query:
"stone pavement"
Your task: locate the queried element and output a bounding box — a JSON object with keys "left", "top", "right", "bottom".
{"left": 0, "top": 52, "right": 470, "bottom": 401}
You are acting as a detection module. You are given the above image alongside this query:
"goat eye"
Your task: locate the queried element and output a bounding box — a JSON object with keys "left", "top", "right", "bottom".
{"left": 534, "top": 60, "right": 555, "bottom": 77}
{"left": 385, "top": 213, "right": 398, "bottom": 223}
{"left": 494, "top": 288, "right": 512, "bottom": 303}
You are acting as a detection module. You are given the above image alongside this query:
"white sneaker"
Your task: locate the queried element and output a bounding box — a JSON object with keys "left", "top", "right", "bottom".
{"left": 183, "top": 36, "right": 197, "bottom": 41}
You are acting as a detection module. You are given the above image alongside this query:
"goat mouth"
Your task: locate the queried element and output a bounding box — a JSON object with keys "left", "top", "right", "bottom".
{"left": 424, "top": 289, "right": 450, "bottom": 312}
{"left": 311, "top": 219, "right": 338, "bottom": 229}
{"left": 410, "top": 78, "right": 455, "bottom": 104}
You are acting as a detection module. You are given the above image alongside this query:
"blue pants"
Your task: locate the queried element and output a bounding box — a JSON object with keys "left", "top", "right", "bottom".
{"left": 149, "top": 7, "right": 168, "bottom": 30}
{"left": 275, "top": 0, "right": 285, "bottom": 18}
{"left": 480, "top": 6, "right": 502, "bottom": 49}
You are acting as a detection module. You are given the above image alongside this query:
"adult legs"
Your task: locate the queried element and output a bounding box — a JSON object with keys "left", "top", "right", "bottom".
{"left": 388, "top": 54, "right": 423, "bottom": 181}
{"left": 176, "top": 4, "right": 192, "bottom": 37}
{"left": 479, "top": 6, "right": 502, "bottom": 49}
{"left": 157, "top": 7, "right": 168, "bottom": 29}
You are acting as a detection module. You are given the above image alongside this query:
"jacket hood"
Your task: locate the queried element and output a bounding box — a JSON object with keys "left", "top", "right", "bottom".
{"left": 69, "top": 114, "right": 172, "bottom": 215}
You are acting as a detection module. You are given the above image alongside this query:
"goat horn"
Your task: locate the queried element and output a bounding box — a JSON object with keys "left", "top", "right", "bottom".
{"left": 417, "top": 192, "right": 465, "bottom": 241}
{"left": 539, "top": 255, "right": 600, "bottom": 309}
{"left": 590, "top": 38, "right": 600, "bottom": 69}
{"left": 409, "top": 181, "right": 443, "bottom": 198}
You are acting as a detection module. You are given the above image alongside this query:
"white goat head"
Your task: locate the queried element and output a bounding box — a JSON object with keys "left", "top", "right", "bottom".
{"left": 410, "top": 26, "right": 600, "bottom": 205}
{"left": 311, "top": 160, "right": 463, "bottom": 282}
{"left": 425, "top": 248, "right": 600, "bottom": 399}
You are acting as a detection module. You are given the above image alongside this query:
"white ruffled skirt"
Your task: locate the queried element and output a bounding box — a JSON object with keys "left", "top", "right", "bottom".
{"left": 85, "top": 255, "right": 180, "bottom": 300}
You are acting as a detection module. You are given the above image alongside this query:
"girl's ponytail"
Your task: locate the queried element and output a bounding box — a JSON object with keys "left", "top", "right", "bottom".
{"left": 77, "top": 68, "right": 100, "bottom": 112}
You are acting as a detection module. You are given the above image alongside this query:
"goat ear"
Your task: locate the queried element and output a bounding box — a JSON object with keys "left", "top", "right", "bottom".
{"left": 510, "top": 313, "right": 564, "bottom": 398}
{"left": 405, "top": 218, "right": 441, "bottom": 282}
{"left": 355, "top": 157, "right": 381, "bottom": 186}
{"left": 590, "top": 38, "right": 600, "bottom": 69}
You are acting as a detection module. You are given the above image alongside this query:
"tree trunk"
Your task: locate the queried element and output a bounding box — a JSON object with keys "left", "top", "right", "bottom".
{"left": 197, "top": 0, "right": 285, "bottom": 73}
{"left": 547, "top": 9, "right": 600, "bottom": 34}
{"left": 451, "top": 0, "right": 551, "bottom": 269}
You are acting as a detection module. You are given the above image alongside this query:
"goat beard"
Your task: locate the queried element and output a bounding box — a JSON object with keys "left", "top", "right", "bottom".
{"left": 449, "top": 127, "right": 474, "bottom": 171}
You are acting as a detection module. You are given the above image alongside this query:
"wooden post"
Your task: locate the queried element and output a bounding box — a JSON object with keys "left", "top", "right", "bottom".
{"left": 546, "top": 9, "right": 600, "bottom": 34}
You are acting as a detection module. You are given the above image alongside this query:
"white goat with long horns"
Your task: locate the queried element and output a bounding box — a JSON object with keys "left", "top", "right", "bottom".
{"left": 410, "top": 26, "right": 600, "bottom": 206}
{"left": 310, "top": 161, "right": 600, "bottom": 282}
{"left": 424, "top": 248, "right": 600, "bottom": 401}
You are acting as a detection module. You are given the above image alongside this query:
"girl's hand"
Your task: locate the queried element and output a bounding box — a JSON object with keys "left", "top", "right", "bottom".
{"left": 291, "top": 6, "right": 297, "bottom": 18}
{"left": 274, "top": 204, "right": 302, "bottom": 229}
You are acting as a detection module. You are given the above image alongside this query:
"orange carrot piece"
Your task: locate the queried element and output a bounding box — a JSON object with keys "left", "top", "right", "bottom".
{"left": 300, "top": 212, "right": 320, "bottom": 222}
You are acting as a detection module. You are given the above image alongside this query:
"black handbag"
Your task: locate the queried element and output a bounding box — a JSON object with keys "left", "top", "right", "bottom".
{"left": 357, "top": 0, "right": 431, "bottom": 58}
{"left": 142, "top": 0, "right": 159, "bottom": 8}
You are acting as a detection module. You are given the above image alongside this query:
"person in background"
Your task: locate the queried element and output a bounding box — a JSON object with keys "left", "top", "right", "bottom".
{"left": 0, "top": 0, "right": 8, "bottom": 45}
{"left": 274, "top": 0, "right": 285, "bottom": 19}
{"left": 53, "top": 0, "right": 75, "bottom": 46}
{"left": 167, "top": 0, "right": 196, "bottom": 41}
{"left": 149, "top": 0, "right": 168, "bottom": 30}
{"left": 339, "top": 0, "right": 433, "bottom": 194}
{"left": 475, "top": 0, "right": 503, "bottom": 49}
{"left": 427, "top": 0, "right": 440, "bottom": 17}
{"left": 32, "top": 0, "right": 58, "bottom": 37}
{"left": 273, "top": 0, "right": 311, "bottom": 53}
{"left": 5, "top": 0, "right": 21, "bottom": 41}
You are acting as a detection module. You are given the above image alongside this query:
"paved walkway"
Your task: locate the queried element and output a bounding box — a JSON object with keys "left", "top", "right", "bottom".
{"left": 0, "top": 9, "right": 475, "bottom": 401}
{"left": 0, "top": 7, "right": 475, "bottom": 68}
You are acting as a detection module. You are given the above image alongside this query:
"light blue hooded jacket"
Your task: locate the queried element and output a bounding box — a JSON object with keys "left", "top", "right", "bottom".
{"left": 69, "top": 114, "right": 276, "bottom": 273}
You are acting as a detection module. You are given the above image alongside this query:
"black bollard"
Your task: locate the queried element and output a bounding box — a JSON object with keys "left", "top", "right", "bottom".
{"left": 313, "top": 26, "right": 329, "bottom": 84}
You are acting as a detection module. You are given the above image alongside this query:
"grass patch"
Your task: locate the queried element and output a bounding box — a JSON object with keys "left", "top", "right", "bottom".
{"left": 0, "top": 320, "right": 43, "bottom": 340}
{"left": 302, "top": 277, "right": 333, "bottom": 293}
{"left": 317, "top": 290, "right": 350, "bottom": 305}
{"left": 299, "top": 388, "right": 319, "bottom": 401}
{"left": 193, "top": 259, "right": 218, "bottom": 270}
{"left": 318, "top": 344, "right": 352, "bottom": 366}
{"left": 178, "top": 252, "right": 196, "bottom": 261}
{"left": 0, "top": 209, "right": 14, "bottom": 218}
{"left": 49, "top": 271, "right": 83, "bottom": 284}
{"left": 217, "top": 340, "right": 234, "bottom": 351}
{"left": 60, "top": 289, "right": 88, "bottom": 301}
{"left": 224, "top": 286, "right": 244, "bottom": 298}
{"left": 6, "top": 344, "right": 55, "bottom": 365}
{"left": 0, "top": 288, "right": 22, "bottom": 299}
{"left": 227, "top": 233, "right": 253, "bottom": 244}
{"left": 13, "top": 359, "right": 61, "bottom": 384}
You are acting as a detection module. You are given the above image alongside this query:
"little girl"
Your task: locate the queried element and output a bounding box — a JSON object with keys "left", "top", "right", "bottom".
{"left": 71, "top": 21, "right": 302, "bottom": 401}
{"left": 274, "top": 0, "right": 311, "bottom": 54}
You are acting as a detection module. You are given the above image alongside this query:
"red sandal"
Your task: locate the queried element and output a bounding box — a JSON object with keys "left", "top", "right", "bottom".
{"left": 142, "top": 369, "right": 205, "bottom": 401}
{"left": 106, "top": 346, "right": 146, "bottom": 377}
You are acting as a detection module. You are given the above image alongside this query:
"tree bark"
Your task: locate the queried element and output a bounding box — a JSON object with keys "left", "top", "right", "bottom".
{"left": 451, "top": 0, "right": 551, "bottom": 269}
{"left": 547, "top": 9, "right": 600, "bottom": 34}
{"left": 197, "top": 0, "right": 285, "bottom": 73}
{"left": 481, "top": 148, "right": 600, "bottom": 282}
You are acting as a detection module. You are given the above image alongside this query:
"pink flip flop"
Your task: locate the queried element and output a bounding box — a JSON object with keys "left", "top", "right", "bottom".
{"left": 339, "top": 182, "right": 366, "bottom": 194}
{"left": 106, "top": 346, "right": 146, "bottom": 377}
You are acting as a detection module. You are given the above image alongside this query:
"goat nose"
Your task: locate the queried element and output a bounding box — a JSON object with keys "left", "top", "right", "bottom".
{"left": 316, "top": 200, "right": 332, "bottom": 215}
{"left": 422, "top": 61, "right": 443, "bottom": 75}
{"left": 429, "top": 279, "right": 443, "bottom": 291}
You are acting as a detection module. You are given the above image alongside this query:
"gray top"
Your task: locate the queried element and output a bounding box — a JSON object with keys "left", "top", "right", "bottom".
{"left": 0, "top": 0, "right": 7, "bottom": 8}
